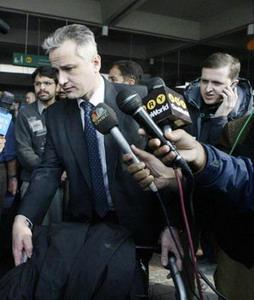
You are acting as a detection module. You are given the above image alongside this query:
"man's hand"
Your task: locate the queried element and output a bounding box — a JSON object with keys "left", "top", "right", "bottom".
{"left": 12, "top": 215, "right": 33, "bottom": 266}
{"left": 123, "top": 145, "right": 177, "bottom": 190}
{"left": 148, "top": 129, "right": 207, "bottom": 172}
{"left": 8, "top": 177, "right": 18, "bottom": 195}
{"left": 0, "top": 136, "right": 6, "bottom": 153}
{"left": 61, "top": 171, "right": 67, "bottom": 182}
{"left": 160, "top": 227, "right": 183, "bottom": 270}
{"left": 214, "top": 85, "right": 238, "bottom": 117}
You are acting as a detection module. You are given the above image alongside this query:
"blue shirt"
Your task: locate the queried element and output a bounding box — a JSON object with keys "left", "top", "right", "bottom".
{"left": 0, "top": 120, "right": 16, "bottom": 162}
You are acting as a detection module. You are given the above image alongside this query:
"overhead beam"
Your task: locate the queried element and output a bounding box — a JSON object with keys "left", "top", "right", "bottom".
{"left": 101, "top": 0, "right": 147, "bottom": 25}
{"left": 0, "top": 0, "right": 101, "bottom": 24}
{"left": 115, "top": 11, "right": 200, "bottom": 41}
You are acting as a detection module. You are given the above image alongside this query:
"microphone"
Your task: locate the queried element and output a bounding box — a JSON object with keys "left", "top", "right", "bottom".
{"left": 0, "top": 19, "right": 10, "bottom": 34}
{"left": 140, "top": 76, "right": 165, "bottom": 90}
{"left": 90, "top": 102, "right": 158, "bottom": 193}
{"left": 142, "top": 77, "right": 192, "bottom": 133}
{"left": 116, "top": 90, "right": 192, "bottom": 176}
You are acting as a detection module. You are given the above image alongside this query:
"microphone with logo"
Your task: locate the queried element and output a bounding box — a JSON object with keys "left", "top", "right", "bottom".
{"left": 116, "top": 90, "right": 192, "bottom": 177}
{"left": 90, "top": 102, "right": 158, "bottom": 193}
{"left": 142, "top": 77, "right": 192, "bottom": 134}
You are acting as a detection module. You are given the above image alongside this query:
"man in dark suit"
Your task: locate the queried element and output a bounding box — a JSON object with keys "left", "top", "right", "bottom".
{"left": 12, "top": 24, "right": 162, "bottom": 269}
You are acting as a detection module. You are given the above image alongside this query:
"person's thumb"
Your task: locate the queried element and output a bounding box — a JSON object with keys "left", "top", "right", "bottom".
{"left": 131, "top": 145, "right": 153, "bottom": 162}
{"left": 161, "top": 244, "right": 169, "bottom": 267}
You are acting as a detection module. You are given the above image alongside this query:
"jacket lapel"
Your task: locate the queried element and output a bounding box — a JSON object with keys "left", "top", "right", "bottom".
{"left": 63, "top": 81, "right": 121, "bottom": 190}
{"left": 64, "top": 100, "right": 92, "bottom": 189}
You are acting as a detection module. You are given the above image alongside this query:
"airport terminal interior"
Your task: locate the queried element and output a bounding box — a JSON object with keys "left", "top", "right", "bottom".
{"left": 0, "top": 1, "right": 254, "bottom": 299}
{"left": 0, "top": 0, "right": 254, "bottom": 97}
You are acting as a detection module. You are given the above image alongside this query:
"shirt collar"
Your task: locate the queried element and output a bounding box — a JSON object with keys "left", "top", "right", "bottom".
{"left": 78, "top": 76, "right": 105, "bottom": 109}
{"left": 37, "top": 100, "right": 46, "bottom": 115}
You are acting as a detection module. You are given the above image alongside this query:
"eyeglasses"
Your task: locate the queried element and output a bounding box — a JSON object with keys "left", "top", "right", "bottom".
{"left": 34, "top": 81, "right": 55, "bottom": 88}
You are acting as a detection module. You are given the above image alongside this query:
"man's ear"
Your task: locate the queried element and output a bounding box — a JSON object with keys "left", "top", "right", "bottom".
{"left": 93, "top": 54, "right": 101, "bottom": 73}
{"left": 125, "top": 77, "right": 135, "bottom": 85}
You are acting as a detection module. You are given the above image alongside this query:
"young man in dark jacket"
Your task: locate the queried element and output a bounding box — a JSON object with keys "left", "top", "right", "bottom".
{"left": 184, "top": 53, "right": 253, "bottom": 265}
{"left": 15, "top": 66, "right": 64, "bottom": 224}
{"left": 184, "top": 53, "right": 253, "bottom": 145}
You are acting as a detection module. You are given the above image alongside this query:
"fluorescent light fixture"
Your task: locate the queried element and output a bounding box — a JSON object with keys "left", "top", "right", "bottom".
{"left": 0, "top": 64, "right": 35, "bottom": 74}
{"left": 247, "top": 24, "right": 254, "bottom": 35}
{"left": 102, "top": 25, "right": 108, "bottom": 36}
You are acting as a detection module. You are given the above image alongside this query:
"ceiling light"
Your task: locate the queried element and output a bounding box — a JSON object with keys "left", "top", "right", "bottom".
{"left": 0, "top": 64, "right": 35, "bottom": 74}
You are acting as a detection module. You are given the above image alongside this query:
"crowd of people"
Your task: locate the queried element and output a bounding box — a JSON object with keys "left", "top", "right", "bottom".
{"left": 0, "top": 23, "right": 253, "bottom": 300}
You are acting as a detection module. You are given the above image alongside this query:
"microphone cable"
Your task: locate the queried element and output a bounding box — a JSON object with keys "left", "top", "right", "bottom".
{"left": 174, "top": 169, "right": 204, "bottom": 300}
{"left": 155, "top": 168, "right": 228, "bottom": 300}
{"left": 154, "top": 189, "right": 191, "bottom": 300}
{"left": 175, "top": 170, "right": 228, "bottom": 300}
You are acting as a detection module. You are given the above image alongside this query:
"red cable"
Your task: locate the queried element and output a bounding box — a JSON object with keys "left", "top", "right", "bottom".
{"left": 174, "top": 169, "right": 204, "bottom": 300}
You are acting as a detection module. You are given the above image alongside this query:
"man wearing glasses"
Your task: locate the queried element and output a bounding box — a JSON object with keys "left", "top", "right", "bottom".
{"left": 15, "top": 66, "right": 63, "bottom": 224}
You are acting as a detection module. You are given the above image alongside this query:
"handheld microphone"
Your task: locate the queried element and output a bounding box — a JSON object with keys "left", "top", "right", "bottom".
{"left": 142, "top": 78, "right": 172, "bottom": 134}
{"left": 142, "top": 77, "right": 192, "bottom": 133}
{"left": 116, "top": 90, "right": 192, "bottom": 176}
{"left": 140, "top": 76, "right": 165, "bottom": 90}
{"left": 90, "top": 102, "right": 158, "bottom": 193}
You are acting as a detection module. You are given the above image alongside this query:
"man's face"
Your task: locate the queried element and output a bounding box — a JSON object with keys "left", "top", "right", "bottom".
{"left": 25, "top": 92, "right": 36, "bottom": 104}
{"left": 108, "top": 66, "right": 125, "bottom": 83}
{"left": 49, "top": 40, "right": 101, "bottom": 99}
{"left": 34, "top": 75, "right": 57, "bottom": 103}
{"left": 108, "top": 65, "right": 134, "bottom": 85}
{"left": 200, "top": 66, "right": 234, "bottom": 105}
{"left": 56, "top": 85, "right": 67, "bottom": 100}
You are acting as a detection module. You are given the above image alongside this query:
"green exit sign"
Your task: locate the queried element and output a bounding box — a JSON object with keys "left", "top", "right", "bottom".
{"left": 13, "top": 52, "right": 50, "bottom": 67}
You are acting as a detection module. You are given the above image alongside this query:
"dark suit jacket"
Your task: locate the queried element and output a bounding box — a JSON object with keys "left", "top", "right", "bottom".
{"left": 18, "top": 79, "right": 162, "bottom": 245}
{"left": 0, "top": 223, "right": 136, "bottom": 299}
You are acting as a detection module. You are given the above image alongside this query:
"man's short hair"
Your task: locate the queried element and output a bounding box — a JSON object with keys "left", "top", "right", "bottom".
{"left": 202, "top": 52, "right": 240, "bottom": 80}
{"left": 42, "top": 24, "right": 98, "bottom": 61}
{"left": 32, "top": 66, "right": 58, "bottom": 84}
{"left": 112, "top": 60, "right": 144, "bottom": 84}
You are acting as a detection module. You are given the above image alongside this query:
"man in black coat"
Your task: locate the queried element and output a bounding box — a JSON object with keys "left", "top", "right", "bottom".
{"left": 12, "top": 24, "right": 162, "bottom": 270}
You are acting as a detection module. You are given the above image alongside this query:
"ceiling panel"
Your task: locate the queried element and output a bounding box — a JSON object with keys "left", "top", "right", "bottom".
{"left": 138, "top": 0, "right": 250, "bottom": 22}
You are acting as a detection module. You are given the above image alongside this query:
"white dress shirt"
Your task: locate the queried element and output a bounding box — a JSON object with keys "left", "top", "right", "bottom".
{"left": 77, "top": 76, "right": 114, "bottom": 209}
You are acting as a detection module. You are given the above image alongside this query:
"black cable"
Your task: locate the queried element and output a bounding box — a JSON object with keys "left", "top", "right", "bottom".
{"left": 154, "top": 175, "right": 227, "bottom": 300}
{"left": 154, "top": 190, "right": 200, "bottom": 300}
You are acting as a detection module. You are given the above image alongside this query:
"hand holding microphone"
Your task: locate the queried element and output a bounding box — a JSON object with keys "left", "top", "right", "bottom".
{"left": 90, "top": 102, "right": 158, "bottom": 192}
{"left": 116, "top": 90, "right": 193, "bottom": 177}
{"left": 148, "top": 129, "right": 207, "bottom": 173}
{"left": 124, "top": 144, "right": 179, "bottom": 191}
